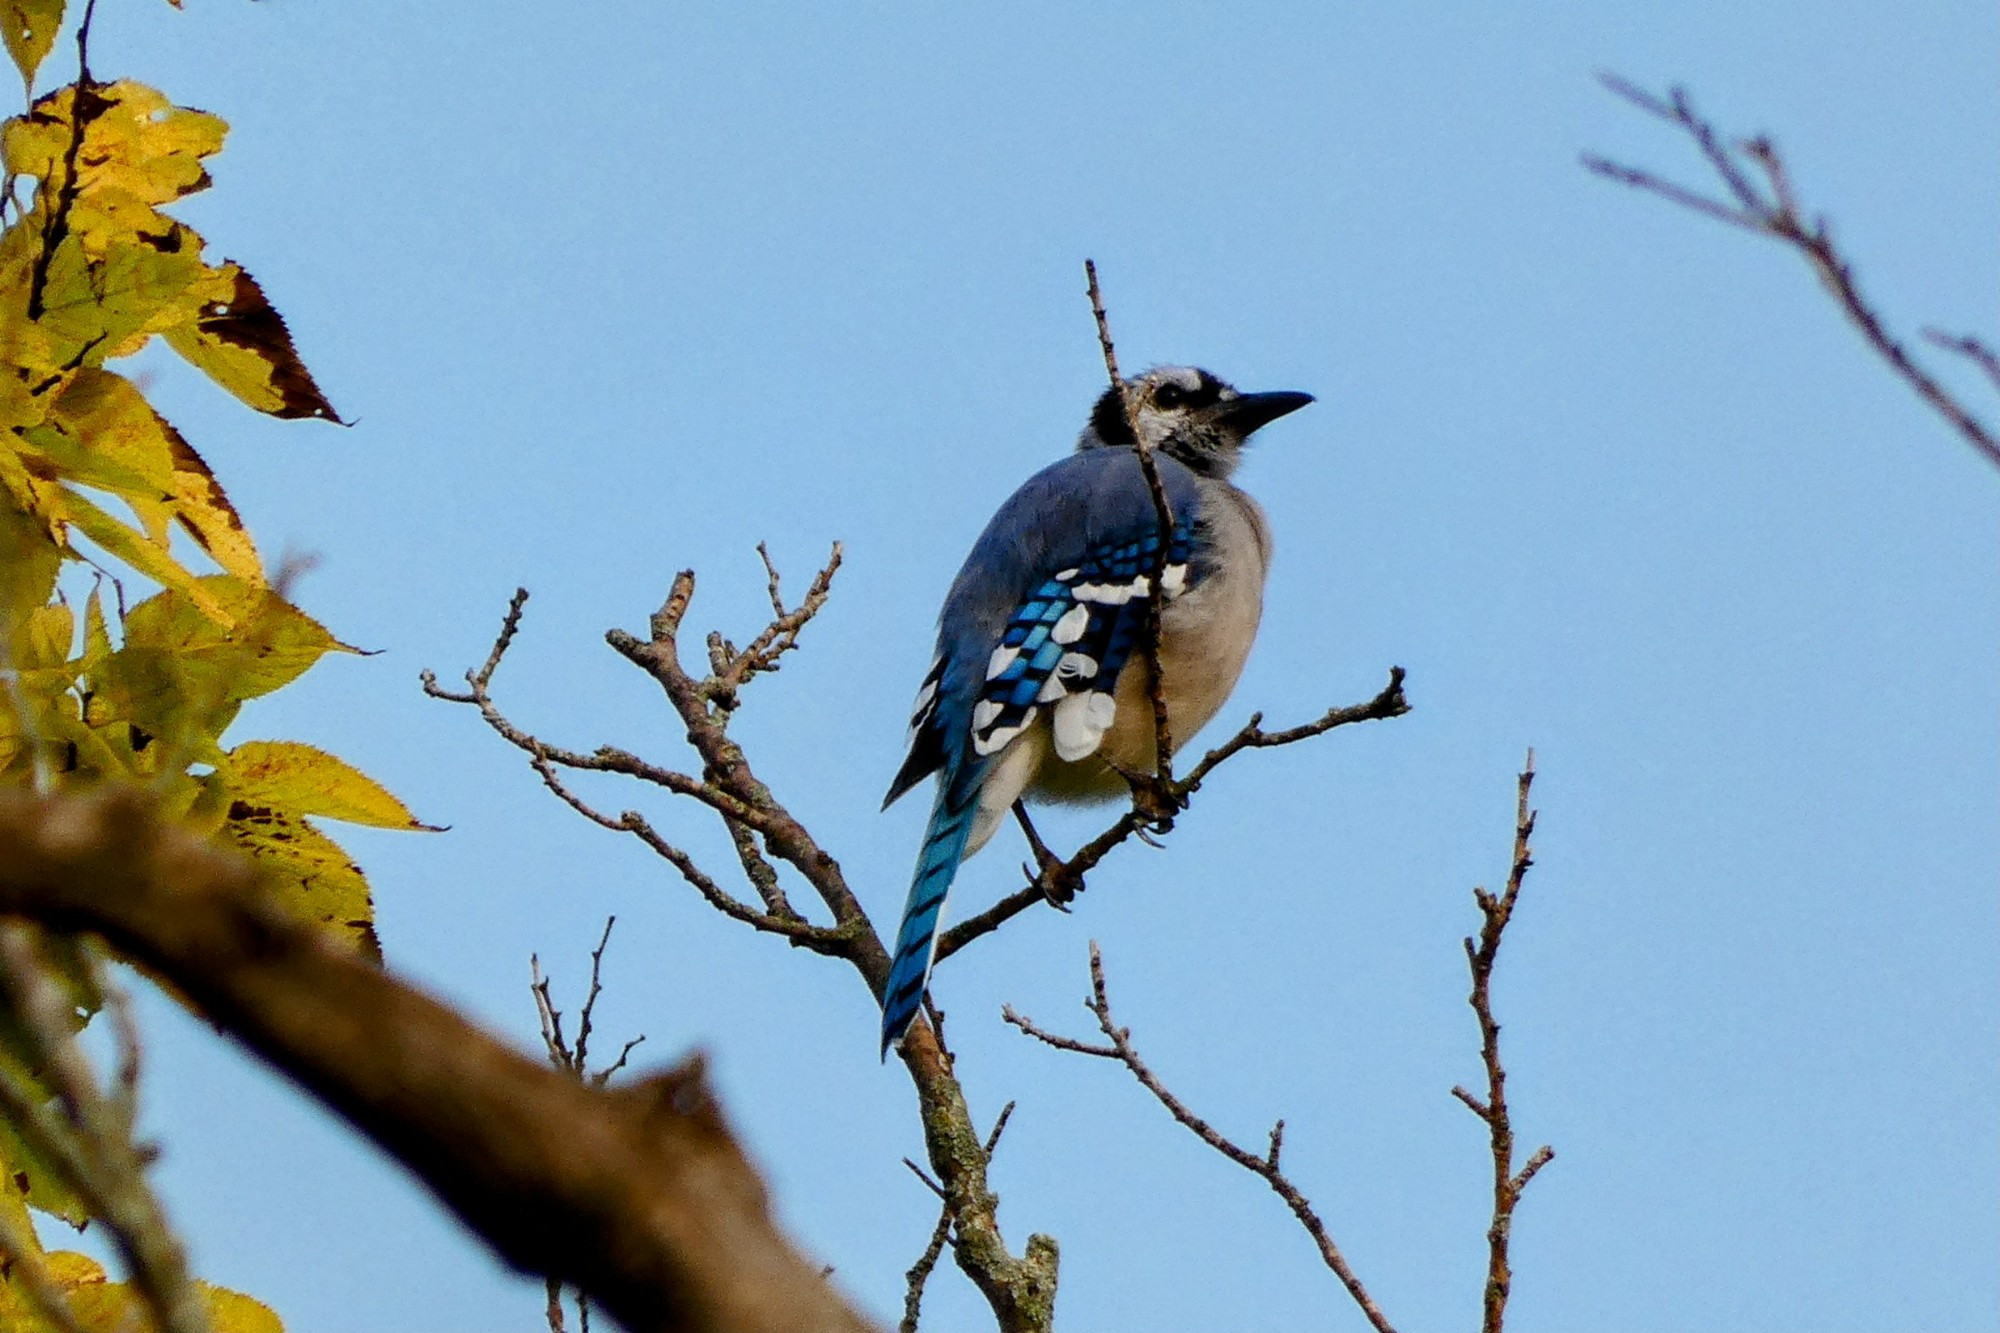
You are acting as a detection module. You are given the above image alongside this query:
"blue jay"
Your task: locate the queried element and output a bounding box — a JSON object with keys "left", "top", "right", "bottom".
{"left": 880, "top": 366, "right": 1313, "bottom": 1054}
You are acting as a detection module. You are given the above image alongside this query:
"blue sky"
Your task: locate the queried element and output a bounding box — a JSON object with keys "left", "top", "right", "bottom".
{"left": 37, "top": 3, "right": 1998, "bottom": 1330}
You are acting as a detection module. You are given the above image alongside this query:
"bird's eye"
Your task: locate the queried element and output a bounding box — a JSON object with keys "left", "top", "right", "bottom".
{"left": 1153, "top": 383, "right": 1187, "bottom": 409}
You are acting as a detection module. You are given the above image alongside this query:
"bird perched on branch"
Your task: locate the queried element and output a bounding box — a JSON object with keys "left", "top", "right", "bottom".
{"left": 880, "top": 366, "right": 1313, "bottom": 1055}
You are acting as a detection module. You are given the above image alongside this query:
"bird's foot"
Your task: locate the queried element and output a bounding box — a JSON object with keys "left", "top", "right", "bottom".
{"left": 1013, "top": 801, "right": 1080, "bottom": 908}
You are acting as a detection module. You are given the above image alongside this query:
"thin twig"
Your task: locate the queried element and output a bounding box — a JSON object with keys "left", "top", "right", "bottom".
{"left": 1450, "top": 752, "right": 1554, "bottom": 1333}
{"left": 1923, "top": 329, "right": 2000, "bottom": 395}
{"left": 526, "top": 752, "right": 841, "bottom": 954}
{"left": 1007, "top": 943, "right": 1396, "bottom": 1333}
{"left": 530, "top": 918, "right": 644, "bottom": 1087}
{"left": 936, "top": 668, "right": 1409, "bottom": 961}
{"left": 1584, "top": 75, "right": 2000, "bottom": 472}
{"left": 1083, "top": 260, "right": 1180, "bottom": 811}
{"left": 529, "top": 920, "right": 648, "bottom": 1330}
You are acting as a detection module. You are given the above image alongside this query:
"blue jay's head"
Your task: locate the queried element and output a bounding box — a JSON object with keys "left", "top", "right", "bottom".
{"left": 1078, "top": 366, "right": 1313, "bottom": 479}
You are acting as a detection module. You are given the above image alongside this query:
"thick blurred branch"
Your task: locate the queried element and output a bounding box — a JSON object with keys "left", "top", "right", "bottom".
{"left": 1583, "top": 75, "right": 2000, "bottom": 472}
{"left": 0, "top": 787, "right": 878, "bottom": 1333}
{"left": 1006, "top": 943, "right": 1397, "bottom": 1333}
{"left": 1450, "top": 754, "right": 1554, "bottom": 1333}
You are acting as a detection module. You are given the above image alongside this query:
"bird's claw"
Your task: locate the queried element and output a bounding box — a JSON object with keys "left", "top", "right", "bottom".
{"left": 1025, "top": 861, "right": 1076, "bottom": 911}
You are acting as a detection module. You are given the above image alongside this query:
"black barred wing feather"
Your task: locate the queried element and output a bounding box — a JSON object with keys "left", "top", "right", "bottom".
{"left": 972, "top": 520, "right": 1195, "bottom": 762}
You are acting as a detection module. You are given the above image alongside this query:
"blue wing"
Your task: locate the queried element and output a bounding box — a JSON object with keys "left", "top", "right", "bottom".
{"left": 965, "top": 520, "right": 1196, "bottom": 763}
{"left": 880, "top": 448, "right": 1208, "bottom": 1055}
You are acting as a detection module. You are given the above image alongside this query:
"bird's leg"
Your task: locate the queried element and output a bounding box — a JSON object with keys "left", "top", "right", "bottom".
{"left": 1012, "top": 802, "right": 1079, "bottom": 908}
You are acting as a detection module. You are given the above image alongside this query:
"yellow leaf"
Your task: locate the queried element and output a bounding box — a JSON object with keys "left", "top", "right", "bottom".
{"left": 28, "top": 216, "right": 208, "bottom": 366}
{"left": 164, "top": 430, "right": 260, "bottom": 582}
{"left": 57, "top": 484, "right": 226, "bottom": 623}
{"left": 82, "top": 577, "right": 346, "bottom": 765}
{"left": 0, "top": 1060, "right": 90, "bottom": 1232}
{"left": 217, "top": 794, "right": 380, "bottom": 959}
{"left": 4, "top": 1251, "right": 289, "bottom": 1333}
{"left": 0, "top": 0, "right": 63, "bottom": 90}
{"left": 42, "top": 369, "right": 261, "bottom": 581}
{"left": 47, "top": 369, "right": 176, "bottom": 496}
{"left": 221, "top": 741, "right": 435, "bottom": 832}
{"left": 163, "top": 262, "right": 341, "bottom": 422}
{"left": 118, "top": 575, "right": 346, "bottom": 699}
{"left": 78, "top": 585, "right": 107, "bottom": 665}
{"left": 3, "top": 82, "right": 226, "bottom": 208}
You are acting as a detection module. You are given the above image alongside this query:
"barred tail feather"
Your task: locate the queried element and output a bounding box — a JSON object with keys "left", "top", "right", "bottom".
{"left": 880, "top": 777, "right": 981, "bottom": 1058}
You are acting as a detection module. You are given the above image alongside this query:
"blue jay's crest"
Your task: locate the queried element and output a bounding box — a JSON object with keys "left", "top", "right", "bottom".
{"left": 879, "top": 365, "right": 1312, "bottom": 1056}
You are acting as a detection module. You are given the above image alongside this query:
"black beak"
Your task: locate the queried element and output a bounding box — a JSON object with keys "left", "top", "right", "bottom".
{"left": 1216, "top": 389, "right": 1314, "bottom": 435}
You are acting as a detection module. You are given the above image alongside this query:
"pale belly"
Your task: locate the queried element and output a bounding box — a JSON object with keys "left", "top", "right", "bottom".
{"left": 1025, "top": 566, "right": 1265, "bottom": 804}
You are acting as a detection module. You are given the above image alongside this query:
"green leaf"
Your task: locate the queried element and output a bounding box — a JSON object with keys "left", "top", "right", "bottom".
{"left": 221, "top": 741, "right": 436, "bottom": 832}
{"left": 84, "top": 577, "right": 346, "bottom": 762}
{"left": 0, "top": 0, "right": 64, "bottom": 90}
{"left": 0, "top": 487, "right": 60, "bottom": 629}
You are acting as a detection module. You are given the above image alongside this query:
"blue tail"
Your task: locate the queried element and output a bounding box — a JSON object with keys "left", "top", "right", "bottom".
{"left": 881, "top": 774, "right": 982, "bottom": 1057}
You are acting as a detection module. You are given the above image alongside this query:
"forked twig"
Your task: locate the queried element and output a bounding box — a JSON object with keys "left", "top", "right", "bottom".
{"left": 1583, "top": 74, "right": 2000, "bottom": 472}
{"left": 901, "top": 1101, "right": 1017, "bottom": 1333}
{"left": 1449, "top": 753, "right": 1554, "bottom": 1333}
{"left": 1006, "top": 943, "right": 1396, "bottom": 1333}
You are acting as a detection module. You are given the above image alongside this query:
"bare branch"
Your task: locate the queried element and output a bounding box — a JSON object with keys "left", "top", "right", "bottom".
{"left": 1456, "top": 752, "right": 1555, "bottom": 1333}
{"left": 937, "top": 668, "right": 1409, "bottom": 961}
{"left": 1585, "top": 75, "right": 2000, "bottom": 472}
{"left": 1009, "top": 943, "right": 1396, "bottom": 1333}
{"left": 1923, "top": 329, "right": 2000, "bottom": 395}
{"left": 435, "top": 570, "right": 1061, "bottom": 1331}
{"left": 901, "top": 1101, "right": 1018, "bottom": 1333}
{"left": 1083, "top": 260, "right": 1180, "bottom": 813}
